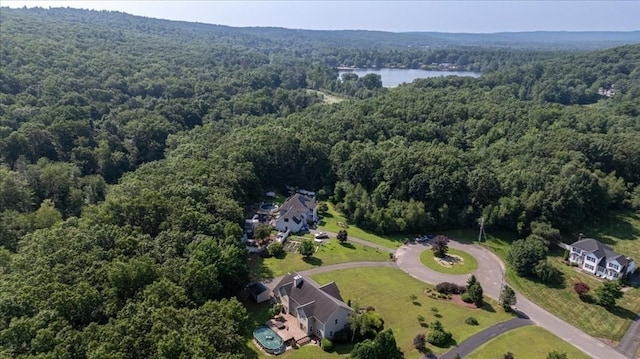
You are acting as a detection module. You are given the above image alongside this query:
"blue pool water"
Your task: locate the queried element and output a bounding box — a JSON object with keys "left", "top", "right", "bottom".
{"left": 253, "top": 326, "right": 285, "bottom": 354}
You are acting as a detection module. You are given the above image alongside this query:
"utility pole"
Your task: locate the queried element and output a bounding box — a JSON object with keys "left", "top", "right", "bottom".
{"left": 478, "top": 217, "right": 487, "bottom": 242}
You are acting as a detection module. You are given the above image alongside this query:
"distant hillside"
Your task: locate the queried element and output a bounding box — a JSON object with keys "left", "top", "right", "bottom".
{"left": 2, "top": 6, "right": 638, "bottom": 51}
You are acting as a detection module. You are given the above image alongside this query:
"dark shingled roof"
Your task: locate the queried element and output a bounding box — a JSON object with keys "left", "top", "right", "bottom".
{"left": 275, "top": 273, "right": 351, "bottom": 324}
{"left": 248, "top": 282, "right": 268, "bottom": 296}
{"left": 572, "top": 238, "right": 630, "bottom": 267}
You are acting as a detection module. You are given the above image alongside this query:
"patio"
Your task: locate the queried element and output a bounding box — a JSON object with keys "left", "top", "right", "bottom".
{"left": 265, "top": 312, "right": 310, "bottom": 345}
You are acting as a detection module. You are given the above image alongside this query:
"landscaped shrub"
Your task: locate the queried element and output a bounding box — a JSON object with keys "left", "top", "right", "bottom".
{"left": 267, "top": 241, "right": 285, "bottom": 257}
{"left": 413, "top": 333, "right": 426, "bottom": 349}
{"left": 435, "top": 282, "right": 466, "bottom": 294}
{"left": 426, "top": 320, "right": 452, "bottom": 347}
{"left": 573, "top": 281, "right": 590, "bottom": 299}
{"left": 333, "top": 328, "right": 350, "bottom": 343}
{"left": 461, "top": 292, "right": 473, "bottom": 303}
{"left": 426, "top": 328, "right": 452, "bottom": 347}
{"left": 465, "top": 317, "right": 479, "bottom": 325}
{"left": 321, "top": 338, "right": 334, "bottom": 352}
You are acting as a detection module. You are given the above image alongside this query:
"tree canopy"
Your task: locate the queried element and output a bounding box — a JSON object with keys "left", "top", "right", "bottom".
{"left": 1, "top": 7, "right": 640, "bottom": 359}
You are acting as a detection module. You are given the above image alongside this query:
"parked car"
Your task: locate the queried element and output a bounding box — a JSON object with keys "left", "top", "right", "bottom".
{"left": 415, "top": 236, "right": 428, "bottom": 243}
{"left": 314, "top": 232, "right": 329, "bottom": 239}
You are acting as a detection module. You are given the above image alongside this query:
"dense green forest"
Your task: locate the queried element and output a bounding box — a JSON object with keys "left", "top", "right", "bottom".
{"left": 1, "top": 7, "right": 639, "bottom": 358}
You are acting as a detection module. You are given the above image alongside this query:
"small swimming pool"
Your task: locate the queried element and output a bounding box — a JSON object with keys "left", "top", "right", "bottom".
{"left": 260, "top": 203, "right": 277, "bottom": 211}
{"left": 253, "top": 326, "right": 285, "bottom": 355}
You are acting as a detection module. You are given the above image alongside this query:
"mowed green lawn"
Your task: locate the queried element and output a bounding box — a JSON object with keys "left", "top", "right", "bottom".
{"left": 248, "top": 238, "right": 389, "bottom": 280}
{"left": 311, "top": 267, "right": 513, "bottom": 359}
{"left": 577, "top": 210, "right": 640, "bottom": 263}
{"left": 419, "top": 247, "right": 478, "bottom": 275}
{"left": 472, "top": 213, "right": 640, "bottom": 342}
{"left": 443, "top": 216, "right": 640, "bottom": 342}
{"left": 465, "top": 326, "right": 591, "bottom": 359}
{"left": 318, "top": 203, "right": 411, "bottom": 249}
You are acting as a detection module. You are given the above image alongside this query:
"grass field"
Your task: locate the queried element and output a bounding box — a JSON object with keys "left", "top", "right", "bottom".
{"left": 311, "top": 267, "right": 513, "bottom": 359}
{"left": 318, "top": 203, "right": 411, "bottom": 249}
{"left": 465, "top": 326, "right": 591, "bottom": 359}
{"left": 307, "top": 89, "right": 345, "bottom": 104}
{"left": 443, "top": 215, "right": 640, "bottom": 342}
{"left": 419, "top": 247, "right": 478, "bottom": 275}
{"left": 247, "top": 238, "right": 389, "bottom": 280}
{"left": 575, "top": 210, "right": 640, "bottom": 263}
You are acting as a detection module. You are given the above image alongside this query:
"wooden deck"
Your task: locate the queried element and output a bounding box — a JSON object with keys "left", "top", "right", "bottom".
{"left": 266, "top": 313, "right": 309, "bottom": 344}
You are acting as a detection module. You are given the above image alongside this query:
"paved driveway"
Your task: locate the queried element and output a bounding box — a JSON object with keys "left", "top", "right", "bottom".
{"left": 395, "top": 241, "right": 629, "bottom": 359}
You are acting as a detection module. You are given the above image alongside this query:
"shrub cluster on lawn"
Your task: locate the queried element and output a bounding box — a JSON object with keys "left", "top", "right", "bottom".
{"left": 321, "top": 338, "right": 334, "bottom": 352}
{"left": 426, "top": 320, "right": 452, "bottom": 347}
{"left": 464, "top": 316, "right": 478, "bottom": 325}
{"left": 435, "top": 282, "right": 466, "bottom": 294}
{"left": 573, "top": 281, "right": 590, "bottom": 300}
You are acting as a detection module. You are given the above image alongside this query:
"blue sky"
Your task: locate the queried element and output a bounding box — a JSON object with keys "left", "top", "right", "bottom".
{"left": 4, "top": 1, "right": 639, "bottom": 33}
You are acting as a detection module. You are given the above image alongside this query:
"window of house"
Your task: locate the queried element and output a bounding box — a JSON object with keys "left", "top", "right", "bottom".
{"left": 330, "top": 331, "right": 333, "bottom": 337}
{"left": 584, "top": 264, "right": 594, "bottom": 270}
{"left": 586, "top": 256, "right": 595, "bottom": 262}
{"left": 284, "top": 218, "right": 289, "bottom": 222}
{"left": 614, "top": 273, "right": 618, "bottom": 278}
{"left": 335, "top": 319, "right": 338, "bottom": 325}
{"left": 610, "top": 263, "right": 619, "bottom": 270}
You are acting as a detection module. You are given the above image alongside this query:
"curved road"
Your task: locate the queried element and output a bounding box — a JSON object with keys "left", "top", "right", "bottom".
{"left": 306, "top": 230, "right": 633, "bottom": 358}
{"left": 395, "top": 241, "right": 630, "bottom": 359}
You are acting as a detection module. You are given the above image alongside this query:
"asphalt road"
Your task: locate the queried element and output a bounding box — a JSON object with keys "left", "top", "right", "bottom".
{"left": 438, "top": 318, "right": 533, "bottom": 359}
{"left": 395, "top": 241, "right": 630, "bottom": 359}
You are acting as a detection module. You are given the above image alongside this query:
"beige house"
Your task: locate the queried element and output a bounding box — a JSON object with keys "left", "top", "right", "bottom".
{"left": 272, "top": 272, "right": 351, "bottom": 340}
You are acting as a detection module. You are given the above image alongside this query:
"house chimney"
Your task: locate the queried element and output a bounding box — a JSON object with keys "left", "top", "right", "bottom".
{"left": 578, "top": 233, "right": 584, "bottom": 241}
{"left": 293, "top": 274, "right": 303, "bottom": 288}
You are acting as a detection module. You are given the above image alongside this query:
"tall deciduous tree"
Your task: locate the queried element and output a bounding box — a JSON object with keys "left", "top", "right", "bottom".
{"left": 299, "top": 239, "right": 315, "bottom": 258}
{"left": 508, "top": 238, "right": 548, "bottom": 277}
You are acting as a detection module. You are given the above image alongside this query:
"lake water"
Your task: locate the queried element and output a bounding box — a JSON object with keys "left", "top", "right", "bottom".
{"left": 338, "top": 68, "right": 480, "bottom": 88}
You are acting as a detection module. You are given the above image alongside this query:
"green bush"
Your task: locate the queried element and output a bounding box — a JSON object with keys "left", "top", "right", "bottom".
{"left": 267, "top": 241, "right": 285, "bottom": 257}
{"left": 426, "top": 328, "right": 452, "bottom": 347}
{"left": 465, "top": 317, "right": 478, "bottom": 325}
{"left": 461, "top": 292, "right": 473, "bottom": 303}
{"left": 321, "top": 338, "right": 334, "bottom": 352}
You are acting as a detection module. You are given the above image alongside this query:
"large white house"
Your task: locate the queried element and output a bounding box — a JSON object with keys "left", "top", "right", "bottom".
{"left": 569, "top": 237, "right": 637, "bottom": 280}
{"left": 272, "top": 272, "right": 352, "bottom": 340}
{"left": 274, "top": 193, "right": 317, "bottom": 233}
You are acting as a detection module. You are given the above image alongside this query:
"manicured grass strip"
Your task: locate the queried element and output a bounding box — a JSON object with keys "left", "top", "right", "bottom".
{"left": 419, "top": 247, "right": 478, "bottom": 275}
{"left": 465, "top": 325, "right": 591, "bottom": 359}
{"left": 318, "top": 203, "right": 410, "bottom": 249}
{"left": 248, "top": 239, "right": 389, "bottom": 279}
{"left": 310, "top": 267, "right": 513, "bottom": 359}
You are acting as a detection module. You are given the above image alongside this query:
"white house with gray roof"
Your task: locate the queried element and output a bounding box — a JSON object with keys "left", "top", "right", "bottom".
{"left": 272, "top": 272, "right": 351, "bottom": 340}
{"left": 274, "top": 193, "right": 317, "bottom": 233}
{"left": 569, "top": 237, "right": 637, "bottom": 280}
